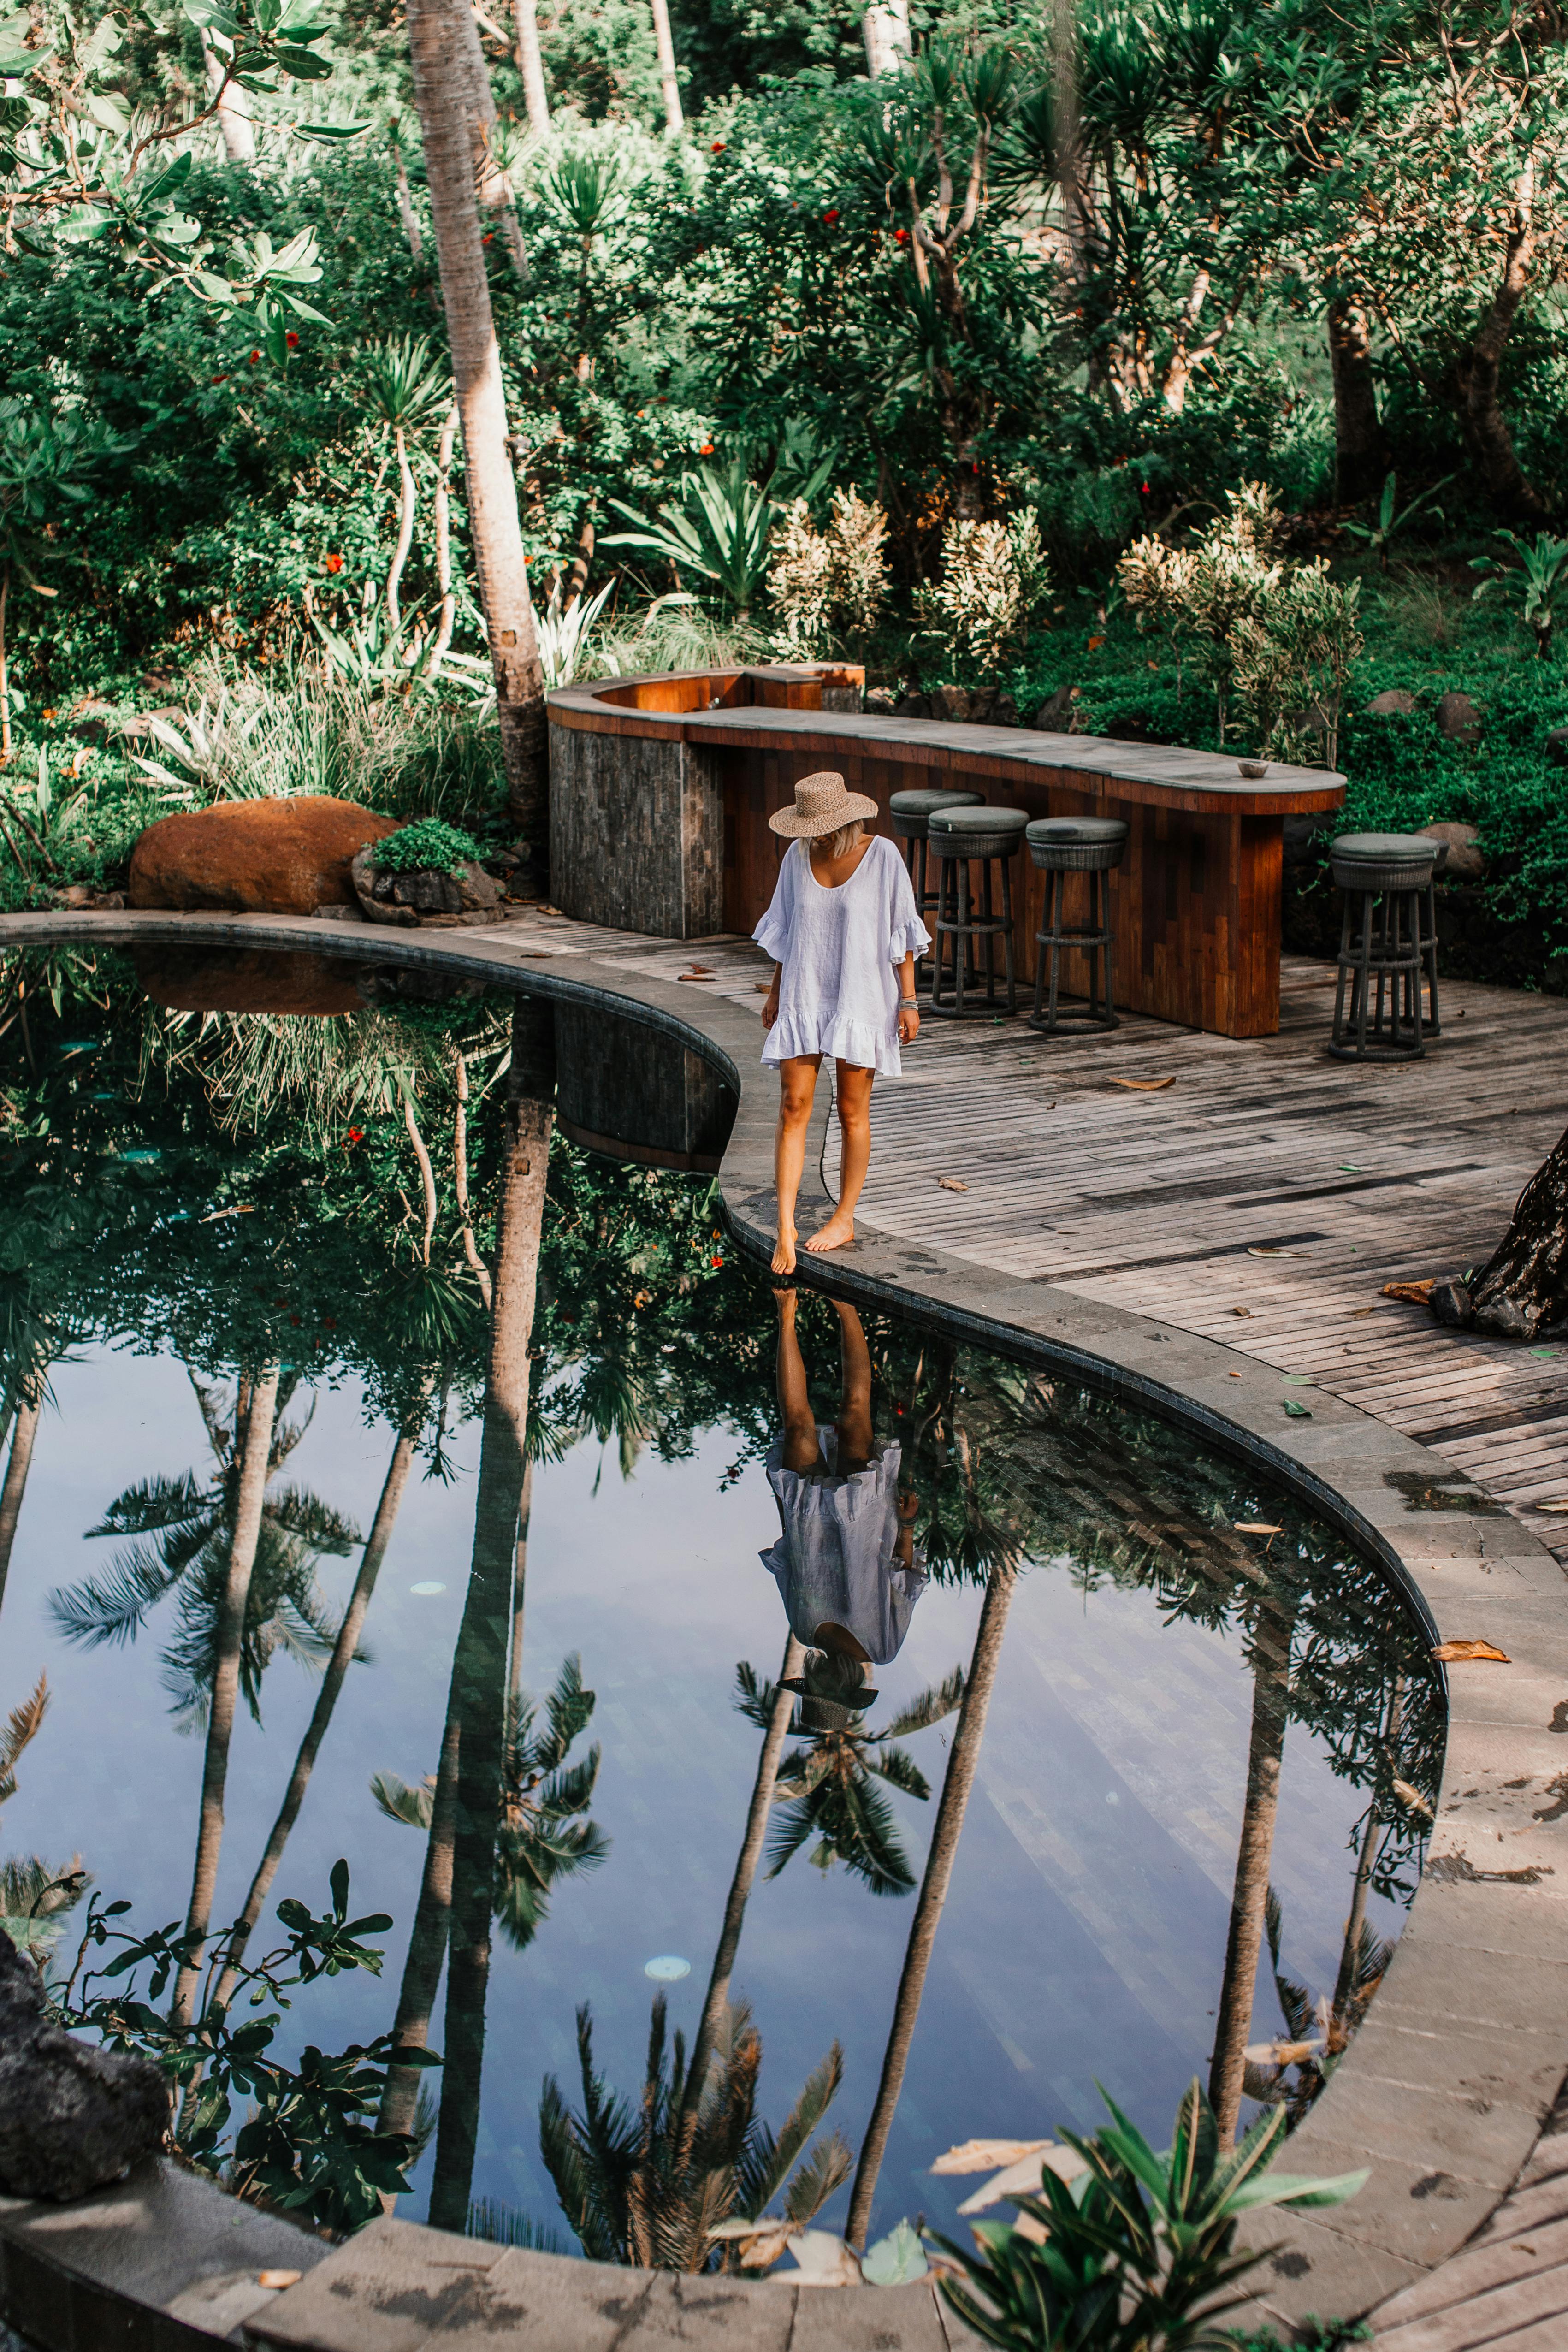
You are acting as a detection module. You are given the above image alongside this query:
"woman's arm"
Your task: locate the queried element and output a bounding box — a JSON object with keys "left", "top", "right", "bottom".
{"left": 763, "top": 963, "right": 782, "bottom": 1029}
{"left": 896, "top": 952, "right": 919, "bottom": 1045}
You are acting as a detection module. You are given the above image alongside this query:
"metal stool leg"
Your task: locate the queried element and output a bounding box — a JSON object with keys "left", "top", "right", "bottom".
{"left": 1423, "top": 879, "right": 1442, "bottom": 1036}
{"left": 1000, "top": 856, "right": 1016, "bottom": 1014}
{"left": 955, "top": 859, "right": 970, "bottom": 1018}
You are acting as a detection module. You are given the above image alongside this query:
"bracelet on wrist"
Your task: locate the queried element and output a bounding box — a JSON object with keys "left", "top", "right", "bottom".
{"left": 899, "top": 996, "right": 918, "bottom": 1009}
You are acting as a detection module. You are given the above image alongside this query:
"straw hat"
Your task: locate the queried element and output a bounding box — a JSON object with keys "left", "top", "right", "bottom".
{"left": 768, "top": 771, "right": 879, "bottom": 841}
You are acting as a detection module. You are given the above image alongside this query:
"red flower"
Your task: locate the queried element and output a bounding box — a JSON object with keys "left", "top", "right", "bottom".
{"left": 483, "top": 230, "right": 495, "bottom": 243}
{"left": 210, "top": 373, "right": 229, "bottom": 384}
{"left": 346, "top": 1125, "right": 364, "bottom": 1144}
{"left": 285, "top": 330, "right": 300, "bottom": 350}
{"left": 893, "top": 227, "right": 909, "bottom": 243}
{"left": 41, "top": 707, "right": 56, "bottom": 722}
{"left": 325, "top": 552, "right": 344, "bottom": 574}
{"left": 710, "top": 1254, "right": 723, "bottom": 1268}
{"left": 710, "top": 139, "right": 726, "bottom": 152}
{"left": 822, "top": 207, "right": 839, "bottom": 224}
{"left": 249, "top": 350, "right": 260, "bottom": 363}
{"left": 699, "top": 441, "right": 715, "bottom": 454}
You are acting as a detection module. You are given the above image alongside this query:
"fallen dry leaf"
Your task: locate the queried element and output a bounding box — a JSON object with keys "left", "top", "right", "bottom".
{"left": 956, "top": 2145, "right": 1089, "bottom": 2216}
{"left": 677, "top": 972, "right": 717, "bottom": 983}
{"left": 1537, "top": 1500, "right": 1568, "bottom": 1515}
{"left": 1228, "top": 1371, "right": 1242, "bottom": 1378}
{"left": 1244, "top": 2039, "right": 1322, "bottom": 2068}
{"left": 1349, "top": 1306, "right": 1375, "bottom": 1318}
{"left": 1247, "top": 1246, "right": 1294, "bottom": 1257}
{"left": 258, "top": 2273, "right": 302, "bottom": 2292}
{"left": 1235, "top": 1522, "right": 1284, "bottom": 1535}
{"left": 1432, "top": 1639, "right": 1511, "bottom": 1664}
{"left": 934, "top": 2139, "right": 1052, "bottom": 2177}
{"left": 937, "top": 1176, "right": 969, "bottom": 1192}
{"left": 1230, "top": 1306, "right": 1253, "bottom": 1318}
{"left": 1392, "top": 1777, "right": 1434, "bottom": 1818}
{"left": 1382, "top": 1280, "right": 1436, "bottom": 1304}
{"left": 1109, "top": 1076, "right": 1175, "bottom": 1091}
{"left": 753, "top": 981, "right": 771, "bottom": 994}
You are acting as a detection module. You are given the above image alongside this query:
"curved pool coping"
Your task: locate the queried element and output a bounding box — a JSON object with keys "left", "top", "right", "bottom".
{"left": 4, "top": 906, "right": 1568, "bottom": 2352}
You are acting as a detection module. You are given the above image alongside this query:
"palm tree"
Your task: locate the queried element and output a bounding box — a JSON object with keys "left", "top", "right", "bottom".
{"left": 1208, "top": 1590, "right": 1299, "bottom": 2145}
{"left": 371, "top": 1651, "right": 607, "bottom": 1953}
{"left": 0, "top": 1674, "right": 85, "bottom": 1959}
{"left": 379, "top": 1002, "right": 556, "bottom": 2226}
{"left": 48, "top": 1366, "right": 359, "bottom": 2026}
{"left": 844, "top": 1559, "right": 1018, "bottom": 2251}
{"left": 404, "top": 0, "right": 547, "bottom": 867}
{"left": 0, "top": 1377, "right": 41, "bottom": 1620}
{"left": 743, "top": 1662, "right": 965, "bottom": 1898}
{"left": 679, "top": 1629, "right": 806, "bottom": 2132}
{"left": 206, "top": 1384, "right": 435, "bottom": 2020}
{"left": 359, "top": 337, "right": 452, "bottom": 642}
{"left": 540, "top": 1994, "right": 851, "bottom": 2270}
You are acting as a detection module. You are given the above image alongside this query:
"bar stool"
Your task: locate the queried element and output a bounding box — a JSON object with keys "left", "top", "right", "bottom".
{"left": 890, "top": 787, "right": 984, "bottom": 980}
{"left": 1025, "top": 816, "right": 1128, "bottom": 1034}
{"left": 1329, "top": 833, "right": 1440, "bottom": 1061}
{"left": 926, "top": 805, "right": 1029, "bottom": 1017}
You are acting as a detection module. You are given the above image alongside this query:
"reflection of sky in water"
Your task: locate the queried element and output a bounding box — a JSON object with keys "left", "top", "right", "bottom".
{"left": 4, "top": 1331, "right": 1410, "bottom": 2248}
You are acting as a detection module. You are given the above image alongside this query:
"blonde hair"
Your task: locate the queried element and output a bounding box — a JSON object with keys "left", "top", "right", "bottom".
{"left": 805, "top": 821, "right": 864, "bottom": 862}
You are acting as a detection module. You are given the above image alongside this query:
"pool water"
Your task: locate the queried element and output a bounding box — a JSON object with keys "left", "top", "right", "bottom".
{"left": 0, "top": 941, "right": 1441, "bottom": 2259}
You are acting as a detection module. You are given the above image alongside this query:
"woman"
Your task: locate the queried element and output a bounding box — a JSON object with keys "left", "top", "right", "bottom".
{"left": 761, "top": 1288, "right": 925, "bottom": 1730}
{"left": 756, "top": 772, "right": 929, "bottom": 1276}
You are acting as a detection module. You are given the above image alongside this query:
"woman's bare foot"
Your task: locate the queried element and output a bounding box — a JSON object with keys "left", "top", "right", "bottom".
{"left": 772, "top": 1226, "right": 798, "bottom": 1275}
{"left": 804, "top": 1210, "right": 856, "bottom": 1255}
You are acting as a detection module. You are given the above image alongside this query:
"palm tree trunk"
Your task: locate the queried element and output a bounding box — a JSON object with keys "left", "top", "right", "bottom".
{"left": 1208, "top": 1595, "right": 1297, "bottom": 2144}
{"left": 202, "top": 38, "right": 256, "bottom": 164}
{"left": 1328, "top": 1811, "right": 1382, "bottom": 2051}
{"left": 427, "top": 1008, "right": 556, "bottom": 2231}
{"left": 506, "top": 1457, "right": 534, "bottom": 1717}
{"left": 171, "top": 1362, "right": 282, "bottom": 2031}
{"left": 379, "top": 1706, "right": 462, "bottom": 2151}
{"left": 681, "top": 1631, "right": 806, "bottom": 2126}
{"left": 425, "top": 403, "right": 460, "bottom": 685}
{"left": 406, "top": 0, "right": 548, "bottom": 872}
{"left": 0, "top": 1387, "right": 41, "bottom": 1621}
{"left": 649, "top": 0, "right": 683, "bottom": 132}
{"left": 845, "top": 1564, "right": 1017, "bottom": 2251}
{"left": 512, "top": 0, "right": 550, "bottom": 135}
{"left": 387, "top": 426, "right": 418, "bottom": 638}
{"left": 862, "top": 0, "right": 909, "bottom": 77}
{"left": 209, "top": 1390, "right": 432, "bottom": 2017}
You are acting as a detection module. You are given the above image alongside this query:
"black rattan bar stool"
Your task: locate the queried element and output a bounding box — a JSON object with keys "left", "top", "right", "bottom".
{"left": 1329, "top": 832, "right": 1440, "bottom": 1061}
{"left": 1025, "top": 816, "right": 1129, "bottom": 1034}
{"left": 890, "top": 787, "right": 984, "bottom": 979}
{"left": 926, "top": 805, "right": 1029, "bottom": 1017}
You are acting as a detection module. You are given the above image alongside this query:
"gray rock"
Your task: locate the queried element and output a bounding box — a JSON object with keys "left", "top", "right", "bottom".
{"left": 1419, "top": 821, "right": 1484, "bottom": 883}
{"left": 1367, "top": 688, "right": 1417, "bottom": 717}
{"left": 350, "top": 848, "right": 504, "bottom": 930}
{"left": 1436, "top": 690, "right": 1482, "bottom": 747}
{"left": 863, "top": 688, "right": 898, "bottom": 716}
{"left": 1031, "top": 684, "right": 1079, "bottom": 732}
{"left": 893, "top": 693, "right": 931, "bottom": 720}
{"left": 0, "top": 1926, "right": 168, "bottom": 2200}
{"left": 1546, "top": 725, "right": 1568, "bottom": 769}
{"left": 1429, "top": 1279, "right": 1473, "bottom": 1328}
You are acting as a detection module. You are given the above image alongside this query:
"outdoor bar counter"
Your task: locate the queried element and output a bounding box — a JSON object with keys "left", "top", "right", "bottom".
{"left": 547, "top": 661, "right": 1347, "bottom": 1037}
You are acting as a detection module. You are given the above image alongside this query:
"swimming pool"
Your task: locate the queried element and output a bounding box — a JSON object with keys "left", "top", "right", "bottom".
{"left": 0, "top": 939, "right": 1441, "bottom": 2263}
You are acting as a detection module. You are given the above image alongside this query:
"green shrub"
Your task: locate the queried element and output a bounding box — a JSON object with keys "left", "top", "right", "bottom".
{"left": 373, "top": 817, "right": 482, "bottom": 875}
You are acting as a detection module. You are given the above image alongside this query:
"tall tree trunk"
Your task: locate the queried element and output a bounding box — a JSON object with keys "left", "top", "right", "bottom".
{"left": 505, "top": 1457, "right": 534, "bottom": 1717}
{"left": 0, "top": 1386, "right": 40, "bottom": 1620}
{"left": 1327, "top": 1811, "right": 1382, "bottom": 2052}
{"left": 379, "top": 1707, "right": 461, "bottom": 2151}
{"left": 202, "top": 38, "right": 256, "bottom": 165}
{"left": 681, "top": 1631, "right": 806, "bottom": 2126}
{"left": 649, "top": 0, "right": 683, "bottom": 132}
{"left": 209, "top": 1391, "right": 432, "bottom": 2017}
{"left": 1208, "top": 1595, "right": 1296, "bottom": 2144}
{"left": 862, "top": 0, "right": 910, "bottom": 77}
{"left": 1327, "top": 298, "right": 1386, "bottom": 504}
{"left": 425, "top": 403, "right": 461, "bottom": 685}
{"left": 512, "top": 0, "right": 550, "bottom": 135}
{"left": 427, "top": 1005, "right": 556, "bottom": 2232}
{"left": 407, "top": 0, "right": 549, "bottom": 876}
{"left": 1451, "top": 159, "right": 1543, "bottom": 520}
{"left": 171, "top": 1363, "right": 282, "bottom": 2030}
{"left": 1461, "top": 1121, "right": 1568, "bottom": 1338}
{"left": 845, "top": 1564, "right": 1016, "bottom": 2251}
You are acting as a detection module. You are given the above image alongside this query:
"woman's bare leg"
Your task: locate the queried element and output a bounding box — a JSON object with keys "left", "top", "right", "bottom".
{"left": 774, "top": 1288, "right": 822, "bottom": 1471}
{"left": 804, "top": 1061, "right": 873, "bottom": 1255}
{"left": 773, "top": 1055, "right": 820, "bottom": 1276}
{"left": 833, "top": 1300, "right": 872, "bottom": 1471}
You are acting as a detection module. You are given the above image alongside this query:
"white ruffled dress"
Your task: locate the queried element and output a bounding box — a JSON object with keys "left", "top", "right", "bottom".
{"left": 759, "top": 1428, "right": 928, "bottom": 1665}
{"left": 753, "top": 835, "right": 931, "bottom": 1077}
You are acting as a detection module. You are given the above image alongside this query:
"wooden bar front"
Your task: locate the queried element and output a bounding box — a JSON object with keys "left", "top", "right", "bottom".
{"left": 548, "top": 665, "right": 1345, "bottom": 1039}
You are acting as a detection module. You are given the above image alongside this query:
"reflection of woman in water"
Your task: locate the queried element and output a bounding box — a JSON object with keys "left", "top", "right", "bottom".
{"left": 761, "top": 1290, "right": 925, "bottom": 1726}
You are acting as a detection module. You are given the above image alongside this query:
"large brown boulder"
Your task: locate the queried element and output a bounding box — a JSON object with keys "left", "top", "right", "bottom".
{"left": 128, "top": 796, "right": 398, "bottom": 915}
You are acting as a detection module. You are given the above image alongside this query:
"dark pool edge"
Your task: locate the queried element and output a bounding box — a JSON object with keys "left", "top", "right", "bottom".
{"left": 5, "top": 908, "right": 1568, "bottom": 2348}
